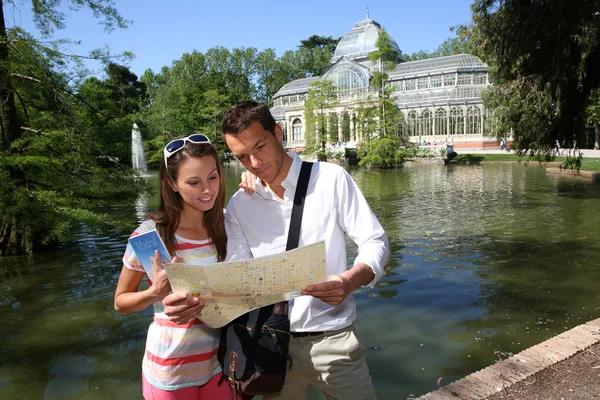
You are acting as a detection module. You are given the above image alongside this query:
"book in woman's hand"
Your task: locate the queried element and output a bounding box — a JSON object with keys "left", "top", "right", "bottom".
{"left": 128, "top": 229, "right": 171, "bottom": 281}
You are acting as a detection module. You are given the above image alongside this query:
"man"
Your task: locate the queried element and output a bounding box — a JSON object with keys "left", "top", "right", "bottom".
{"left": 163, "top": 100, "right": 390, "bottom": 399}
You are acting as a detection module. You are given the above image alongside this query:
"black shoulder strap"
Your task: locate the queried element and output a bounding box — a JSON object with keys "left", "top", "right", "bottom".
{"left": 286, "top": 161, "right": 313, "bottom": 251}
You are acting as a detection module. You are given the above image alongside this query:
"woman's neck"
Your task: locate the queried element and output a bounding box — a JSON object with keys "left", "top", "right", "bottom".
{"left": 176, "top": 207, "right": 209, "bottom": 240}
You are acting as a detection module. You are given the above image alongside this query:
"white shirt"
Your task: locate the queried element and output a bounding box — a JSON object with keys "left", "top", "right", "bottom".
{"left": 225, "top": 152, "right": 390, "bottom": 332}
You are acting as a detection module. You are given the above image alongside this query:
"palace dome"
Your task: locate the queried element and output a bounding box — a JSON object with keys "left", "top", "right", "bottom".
{"left": 331, "top": 11, "right": 402, "bottom": 63}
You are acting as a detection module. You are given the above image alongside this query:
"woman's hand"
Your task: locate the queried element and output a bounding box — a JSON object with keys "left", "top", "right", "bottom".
{"left": 163, "top": 291, "right": 206, "bottom": 324}
{"left": 148, "top": 250, "right": 172, "bottom": 301}
{"left": 239, "top": 170, "right": 257, "bottom": 196}
{"left": 162, "top": 255, "right": 206, "bottom": 324}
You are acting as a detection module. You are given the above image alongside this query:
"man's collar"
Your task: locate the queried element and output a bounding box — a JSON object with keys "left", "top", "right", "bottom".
{"left": 253, "top": 152, "right": 302, "bottom": 199}
{"left": 282, "top": 152, "right": 303, "bottom": 189}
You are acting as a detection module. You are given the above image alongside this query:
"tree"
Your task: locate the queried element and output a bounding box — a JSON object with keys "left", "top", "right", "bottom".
{"left": 78, "top": 64, "right": 147, "bottom": 164}
{"left": 0, "top": 1, "right": 144, "bottom": 255}
{"left": 255, "top": 48, "right": 280, "bottom": 104}
{"left": 355, "top": 28, "right": 406, "bottom": 168}
{"left": 197, "top": 88, "right": 229, "bottom": 153}
{"left": 367, "top": 29, "right": 400, "bottom": 137}
{"left": 585, "top": 88, "right": 600, "bottom": 149}
{"left": 297, "top": 45, "right": 332, "bottom": 77}
{"left": 472, "top": 0, "right": 600, "bottom": 153}
{"left": 404, "top": 24, "right": 480, "bottom": 61}
{"left": 357, "top": 137, "right": 407, "bottom": 169}
{"left": 304, "top": 80, "right": 338, "bottom": 160}
{"left": 299, "top": 35, "right": 340, "bottom": 55}
{"left": 298, "top": 34, "right": 339, "bottom": 76}
{"left": 104, "top": 63, "right": 147, "bottom": 114}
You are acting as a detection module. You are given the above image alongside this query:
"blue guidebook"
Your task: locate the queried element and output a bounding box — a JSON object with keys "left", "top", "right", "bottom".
{"left": 128, "top": 229, "right": 171, "bottom": 281}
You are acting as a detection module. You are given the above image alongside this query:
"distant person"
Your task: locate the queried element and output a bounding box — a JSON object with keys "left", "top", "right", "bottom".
{"left": 163, "top": 101, "right": 390, "bottom": 399}
{"left": 114, "top": 134, "right": 235, "bottom": 399}
{"left": 554, "top": 139, "right": 561, "bottom": 155}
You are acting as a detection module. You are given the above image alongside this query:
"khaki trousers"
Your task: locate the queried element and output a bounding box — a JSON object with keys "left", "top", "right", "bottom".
{"left": 264, "top": 324, "right": 377, "bottom": 400}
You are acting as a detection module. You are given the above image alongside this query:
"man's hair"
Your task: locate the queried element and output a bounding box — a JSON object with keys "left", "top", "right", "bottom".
{"left": 221, "top": 100, "right": 276, "bottom": 138}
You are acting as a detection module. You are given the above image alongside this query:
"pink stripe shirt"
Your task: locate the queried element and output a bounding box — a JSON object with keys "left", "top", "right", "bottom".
{"left": 123, "top": 219, "right": 222, "bottom": 390}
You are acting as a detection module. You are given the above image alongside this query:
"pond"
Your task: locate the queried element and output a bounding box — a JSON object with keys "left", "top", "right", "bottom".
{"left": 1, "top": 161, "right": 599, "bottom": 400}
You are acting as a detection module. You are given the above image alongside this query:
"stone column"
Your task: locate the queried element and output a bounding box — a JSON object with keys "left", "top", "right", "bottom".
{"left": 463, "top": 107, "right": 467, "bottom": 138}
{"left": 480, "top": 107, "right": 484, "bottom": 135}
{"left": 338, "top": 112, "right": 343, "bottom": 143}
{"left": 349, "top": 112, "right": 355, "bottom": 142}
{"left": 357, "top": 115, "right": 363, "bottom": 144}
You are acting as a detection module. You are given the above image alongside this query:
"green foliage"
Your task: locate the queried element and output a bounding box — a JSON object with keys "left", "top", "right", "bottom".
{"left": 1, "top": 130, "right": 146, "bottom": 252}
{"left": 357, "top": 137, "right": 406, "bottom": 168}
{"left": 0, "top": 1, "right": 147, "bottom": 255}
{"left": 367, "top": 28, "right": 401, "bottom": 66}
{"left": 297, "top": 36, "right": 337, "bottom": 76}
{"left": 483, "top": 77, "right": 558, "bottom": 155}
{"left": 104, "top": 63, "right": 147, "bottom": 114}
{"left": 304, "top": 80, "right": 338, "bottom": 158}
{"left": 78, "top": 64, "right": 147, "bottom": 164}
{"left": 299, "top": 35, "right": 340, "bottom": 57}
{"left": 361, "top": 29, "right": 404, "bottom": 140}
{"left": 561, "top": 153, "right": 584, "bottom": 171}
{"left": 473, "top": 0, "right": 600, "bottom": 152}
{"left": 30, "top": 0, "right": 130, "bottom": 37}
{"left": 454, "top": 154, "right": 484, "bottom": 163}
{"left": 403, "top": 24, "right": 480, "bottom": 61}
{"left": 138, "top": 36, "right": 335, "bottom": 157}
{"left": 585, "top": 88, "right": 600, "bottom": 127}
{"left": 584, "top": 88, "right": 600, "bottom": 149}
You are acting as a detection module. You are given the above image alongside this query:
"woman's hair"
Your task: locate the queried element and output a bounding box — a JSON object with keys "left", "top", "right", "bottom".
{"left": 152, "top": 141, "right": 227, "bottom": 261}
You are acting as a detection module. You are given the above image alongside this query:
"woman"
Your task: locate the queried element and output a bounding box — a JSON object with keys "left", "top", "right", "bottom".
{"left": 114, "top": 134, "right": 233, "bottom": 399}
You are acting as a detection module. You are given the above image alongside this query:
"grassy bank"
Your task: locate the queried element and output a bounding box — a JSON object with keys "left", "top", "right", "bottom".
{"left": 454, "top": 153, "right": 600, "bottom": 172}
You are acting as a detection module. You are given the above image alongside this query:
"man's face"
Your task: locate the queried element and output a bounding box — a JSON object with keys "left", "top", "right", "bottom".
{"left": 224, "top": 121, "right": 286, "bottom": 185}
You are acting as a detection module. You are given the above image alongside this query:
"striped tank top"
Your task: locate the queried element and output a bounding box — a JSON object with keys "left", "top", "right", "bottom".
{"left": 123, "top": 219, "right": 221, "bottom": 390}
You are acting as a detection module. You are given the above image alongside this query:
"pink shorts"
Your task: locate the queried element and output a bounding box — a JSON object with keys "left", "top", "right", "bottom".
{"left": 142, "top": 372, "right": 236, "bottom": 400}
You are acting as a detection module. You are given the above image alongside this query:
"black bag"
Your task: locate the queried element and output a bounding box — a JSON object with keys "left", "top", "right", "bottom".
{"left": 218, "top": 161, "right": 313, "bottom": 399}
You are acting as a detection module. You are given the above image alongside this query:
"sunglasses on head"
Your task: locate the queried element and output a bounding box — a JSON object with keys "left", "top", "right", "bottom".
{"left": 163, "top": 134, "right": 211, "bottom": 166}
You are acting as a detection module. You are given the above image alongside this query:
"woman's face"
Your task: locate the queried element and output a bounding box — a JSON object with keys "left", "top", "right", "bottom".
{"left": 172, "top": 155, "right": 220, "bottom": 214}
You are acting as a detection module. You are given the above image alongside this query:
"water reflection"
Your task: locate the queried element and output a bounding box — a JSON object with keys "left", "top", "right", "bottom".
{"left": 135, "top": 194, "right": 150, "bottom": 224}
{"left": 0, "top": 162, "right": 599, "bottom": 399}
{"left": 347, "top": 162, "right": 600, "bottom": 398}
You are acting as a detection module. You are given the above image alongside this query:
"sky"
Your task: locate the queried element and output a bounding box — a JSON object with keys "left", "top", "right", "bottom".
{"left": 6, "top": 0, "right": 475, "bottom": 79}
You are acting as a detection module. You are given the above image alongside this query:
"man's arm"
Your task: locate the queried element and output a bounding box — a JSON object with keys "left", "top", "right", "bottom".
{"left": 338, "top": 168, "right": 390, "bottom": 287}
{"left": 301, "top": 262, "right": 374, "bottom": 305}
{"left": 303, "top": 169, "right": 389, "bottom": 305}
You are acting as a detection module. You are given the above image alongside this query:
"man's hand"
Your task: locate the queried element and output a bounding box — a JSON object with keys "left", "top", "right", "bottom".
{"left": 163, "top": 291, "right": 206, "bottom": 325}
{"left": 301, "top": 274, "right": 350, "bottom": 306}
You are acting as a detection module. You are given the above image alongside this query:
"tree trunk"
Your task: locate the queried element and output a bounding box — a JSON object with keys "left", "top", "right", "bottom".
{"left": 595, "top": 121, "right": 600, "bottom": 150}
{"left": 0, "top": 2, "right": 20, "bottom": 150}
{"left": 0, "top": 218, "right": 32, "bottom": 256}
{"left": 0, "top": 2, "right": 33, "bottom": 255}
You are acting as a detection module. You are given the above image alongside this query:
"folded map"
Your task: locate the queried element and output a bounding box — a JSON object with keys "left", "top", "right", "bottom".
{"left": 163, "top": 241, "right": 327, "bottom": 328}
